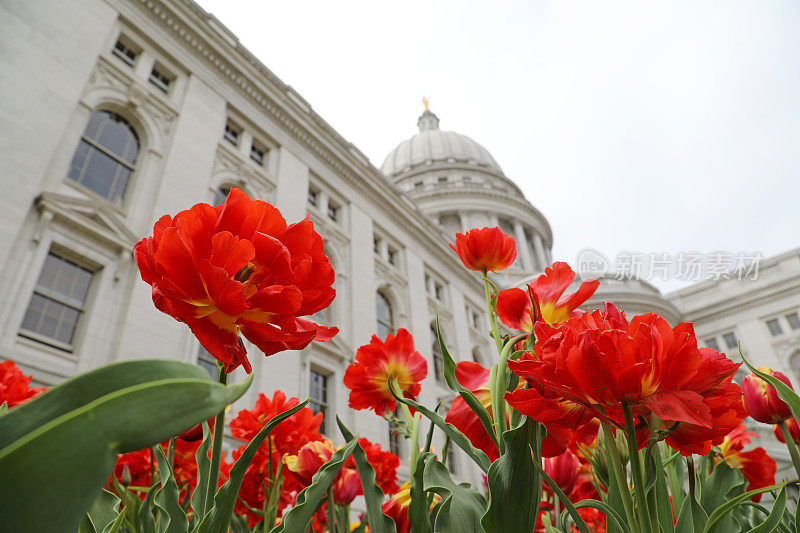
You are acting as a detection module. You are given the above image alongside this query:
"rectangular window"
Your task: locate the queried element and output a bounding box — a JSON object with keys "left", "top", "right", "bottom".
{"left": 373, "top": 237, "right": 382, "bottom": 254}
{"left": 308, "top": 187, "right": 319, "bottom": 208}
{"left": 327, "top": 201, "right": 339, "bottom": 222}
{"left": 250, "top": 143, "right": 266, "bottom": 166}
{"left": 387, "top": 247, "right": 397, "bottom": 266}
{"left": 112, "top": 38, "right": 138, "bottom": 67}
{"left": 148, "top": 65, "right": 172, "bottom": 94}
{"left": 722, "top": 332, "right": 738, "bottom": 351}
{"left": 766, "top": 318, "right": 784, "bottom": 337}
{"left": 223, "top": 121, "right": 240, "bottom": 147}
{"left": 20, "top": 251, "right": 94, "bottom": 350}
{"left": 787, "top": 312, "right": 800, "bottom": 331}
{"left": 434, "top": 282, "right": 443, "bottom": 301}
{"left": 414, "top": 181, "right": 424, "bottom": 188}
{"left": 197, "top": 345, "right": 218, "bottom": 378}
{"left": 309, "top": 369, "right": 329, "bottom": 434}
{"left": 438, "top": 176, "right": 448, "bottom": 183}
{"left": 703, "top": 338, "right": 721, "bottom": 352}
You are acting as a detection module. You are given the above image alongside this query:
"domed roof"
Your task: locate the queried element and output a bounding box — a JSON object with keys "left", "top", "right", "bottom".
{"left": 380, "top": 108, "right": 504, "bottom": 179}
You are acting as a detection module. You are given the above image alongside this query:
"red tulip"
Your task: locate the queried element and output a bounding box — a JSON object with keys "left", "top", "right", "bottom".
{"left": 496, "top": 262, "right": 599, "bottom": 329}
{"left": 543, "top": 449, "right": 582, "bottom": 496}
{"left": 333, "top": 468, "right": 361, "bottom": 505}
{"left": 284, "top": 439, "right": 336, "bottom": 484}
{"left": 718, "top": 425, "right": 776, "bottom": 502}
{"left": 507, "top": 303, "right": 744, "bottom": 447}
{"left": 382, "top": 482, "right": 440, "bottom": 533}
{"left": 449, "top": 227, "right": 516, "bottom": 273}
{"left": 358, "top": 437, "right": 400, "bottom": 494}
{"left": 741, "top": 367, "right": 794, "bottom": 424}
{"left": 344, "top": 329, "right": 427, "bottom": 416}
{"left": 774, "top": 417, "right": 800, "bottom": 444}
{"left": 134, "top": 188, "right": 337, "bottom": 373}
{"left": 0, "top": 360, "right": 46, "bottom": 408}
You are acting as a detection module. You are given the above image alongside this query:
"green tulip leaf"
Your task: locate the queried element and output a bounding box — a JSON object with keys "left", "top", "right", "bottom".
{"left": 154, "top": 443, "right": 188, "bottom": 533}
{"left": 0, "top": 359, "right": 212, "bottom": 449}
{"left": 337, "top": 417, "right": 397, "bottom": 533}
{"left": 0, "top": 362, "right": 251, "bottom": 533}
{"left": 270, "top": 437, "right": 358, "bottom": 533}
{"left": 422, "top": 458, "right": 487, "bottom": 533}
{"left": 482, "top": 418, "right": 542, "bottom": 533}
{"left": 196, "top": 401, "right": 308, "bottom": 533}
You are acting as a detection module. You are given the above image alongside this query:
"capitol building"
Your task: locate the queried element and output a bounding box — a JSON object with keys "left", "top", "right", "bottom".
{"left": 3, "top": 0, "right": 800, "bottom": 486}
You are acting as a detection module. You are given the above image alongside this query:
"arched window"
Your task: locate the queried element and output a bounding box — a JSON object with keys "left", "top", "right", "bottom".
{"left": 376, "top": 291, "right": 394, "bottom": 338}
{"left": 68, "top": 110, "right": 139, "bottom": 203}
{"left": 212, "top": 186, "right": 231, "bottom": 206}
{"left": 790, "top": 351, "right": 800, "bottom": 382}
{"left": 472, "top": 347, "right": 483, "bottom": 366}
{"left": 431, "top": 324, "right": 445, "bottom": 383}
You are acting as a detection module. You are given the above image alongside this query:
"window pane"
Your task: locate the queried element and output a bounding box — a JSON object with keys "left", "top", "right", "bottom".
{"left": 703, "top": 338, "right": 721, "bottom": 352}
{"left": 213, "top": 187, "right": 230, "bottom": 206}
{"left": 68, "top": 111, "right": 138, "bottom": 203}
{"left": 21, "top": 253, "right": 93, "bottom": 348}
{"left": 376, "top": 292, "right": 394, "bottom": 338}
{"left": 787, "top": 313, "right": 800, "bottom": 330}
{"left": 722, "top": 332, "right": 738, "bottom": 350}
{"left": 197, "top": 345, "right": 218, "bottom": 377}
{"left": 766, "top": 319, "right": 783, "bottom": 336}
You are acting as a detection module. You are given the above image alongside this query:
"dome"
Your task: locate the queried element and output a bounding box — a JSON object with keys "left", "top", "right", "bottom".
{"left": 380, "top": 109, "right": 504, "bottom": 179}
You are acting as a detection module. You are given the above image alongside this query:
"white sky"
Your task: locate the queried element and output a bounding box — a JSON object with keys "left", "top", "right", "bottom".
{"left": 196, "top": 0, "right": 800, "bottom": 291}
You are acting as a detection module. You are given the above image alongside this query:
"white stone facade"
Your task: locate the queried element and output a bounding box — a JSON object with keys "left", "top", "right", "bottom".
{"left": 2, "top": 0, "right": 799, "bottom": 489}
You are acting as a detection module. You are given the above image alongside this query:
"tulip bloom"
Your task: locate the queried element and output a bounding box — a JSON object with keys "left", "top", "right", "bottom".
{"left": 718, "top": 425, "right": 776, "bottom": 502}
{"left": 508, "top": 303, "right": 742, "bottom": 432}
{"left": 230, "top": 390, "right": 323, "bottom": 456}
{"left": 449, "top": 227, "right": 517, "bottom": 273}
{"left": 344, "top": 329, "right": 427, "bottom": 416}
{"left": 496, "top": 262, "right": 599, "bottom": 329}
{"left": 284, "top": 439, "right": 336, "bottom": 484}
{"left": 0, "top": 360, "right": 46, "bottom": 408}
{"left": 543, "top": 449, "right": 582, "bottom": 496}
{"left": 134, "top": 188, "right": 337, "bottom": 373}
{"left": 741, "top": 367, "right": 794, "bottom": 424}
{"left": 382, "top": 481, "right": 440, "bottom": 533}
{"left": 359, "top": 437, "right": 400, "bottom": 494}
{"left": 774, "top": 417, "right": 800, "bottom": 444}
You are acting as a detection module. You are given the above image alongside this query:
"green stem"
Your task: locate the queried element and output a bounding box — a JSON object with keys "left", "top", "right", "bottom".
{"left": 204, "top": 362, "right": 228, "bottom": 513}
{"left": 483, "top": 273, "right": 504, "bottom": 355}
{"left": 600, "top": 418, "right": 638, "bottom": 533}
{"left": 327, "top": 492, "right": 337, "bottom": 533}
{"left": 166, "top": 436, "right": 176, "bottom": 471}
{"left": 623, "top": 402, "right": 652, "bottom": 533}
{"left": 489, "top": 364, "right": 505, "bottom": 455}
{"left": 663, "top": 442, "right": 683, "bottom": 505}
{"left": 391, "top": 379, "right": 419, "bottom": 470}
{"left": 777, "top": 420, "right": 800, "bottom": 481}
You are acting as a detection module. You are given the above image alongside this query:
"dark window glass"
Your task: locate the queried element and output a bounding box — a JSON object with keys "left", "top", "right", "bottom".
{"left": 148, "top": 66, "right": 171, "bottom": 94}
{"left": 67, "top": 111, "right": 138, "bottom": 203}
{"left": 20, "top": 252, "right": 94, "bottom": 349}
{"left": 766, "top": 319, "right": 783, "bottom": 336}
{"left": 212, "top": 187, "right": 230, "bottom": 207}
{"left": 224, "top": 122, "right": 240, "bottom": 146}
{"left": 308, "top": 188, "right": 319, "bottom": 207}
{"left": 722, "top": 332, "right": 738, "bottom": 350}
{"left": 197, "top": 345, "right": 218, "bottom": 377}
{"left": 309, "top": 369, "right": 329, "bottom": 434}
{"left": 704, "top": 338, "right": 721, "bottom": 352}
{"left": 112, "top": 39, "right": 137, "bottom": 66}
{"left": 786, "top": 312, "right": 800, "bottom": 330}
{"left": 250, "top": 144, "right": 265, "bottom": 165}
{"left": 376, "top": 292, "right": 394, "bottom": 338}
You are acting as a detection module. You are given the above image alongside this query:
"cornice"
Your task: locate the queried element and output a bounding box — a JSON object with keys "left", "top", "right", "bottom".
{"left": 676, "top": 277, "right": 800, "bottom": 323}
{"left": 133, "top": 0, "right": 487, "bottom": 294}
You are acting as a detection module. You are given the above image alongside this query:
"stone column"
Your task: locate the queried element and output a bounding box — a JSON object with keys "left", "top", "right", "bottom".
{"left": 513, "top": 221, "right": 533, "bottom": 271}
{"left": 533, "top": 233, "right": 548, "bottom": 270}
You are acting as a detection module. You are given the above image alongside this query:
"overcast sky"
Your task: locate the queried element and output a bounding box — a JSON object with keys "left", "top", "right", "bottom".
{"left": 197, "top": 0, "right": 800, "bottom": 292}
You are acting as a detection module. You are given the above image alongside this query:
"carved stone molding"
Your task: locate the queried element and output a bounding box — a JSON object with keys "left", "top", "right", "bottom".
{"left": 35, "top": 192, "right": 138, "bottom": 251}
{"left": 83, "top": 57, "right": 177, "bottom": 154}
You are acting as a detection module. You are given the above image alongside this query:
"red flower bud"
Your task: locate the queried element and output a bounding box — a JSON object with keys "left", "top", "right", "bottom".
{"left": 774, "top": 417, "right": 800, "bottom": 444}
{"left": 333, "top": 468, "right": 361, "bottom": 505}
{"left": 741, "top": 367, "right": 794, "bottom": 424}
{"left": 284, "top": 439, "right": 335, "bottom": 484}
{"left": 449, "top": 227, "right": 516, "bottom": 273}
